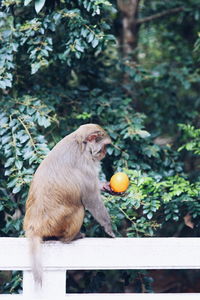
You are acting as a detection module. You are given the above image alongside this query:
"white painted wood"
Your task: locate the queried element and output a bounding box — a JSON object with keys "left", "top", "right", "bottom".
{"left": 23, "top": 270, "right": 66, "bottom": 297}
{"left": 0, "top": 294, "right": 200, "bottom": 300}
{"left": 65, "top": 295, "right": 200, "bottom": 299}
{"left": 0, "top": 238, "right": 200, "bottom": 270}
{"left": 0, "top": 238, "right": 200, "bottom": 298}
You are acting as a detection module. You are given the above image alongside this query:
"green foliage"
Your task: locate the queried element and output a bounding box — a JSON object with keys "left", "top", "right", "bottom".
{"left": 194, "top": 33, "right": 200, "bottom": 59}
{"left": 0, "top": 0, "right": 115, "bottom": 90}
{"left": 136, "top": 0, "right": 200, "bottom": 134}
{"left": 123, "top": 61, "right": 200, "bottom": 135}
{"left": 0, "top": 96, "right": 55, "bottom": 236}
{"left": 84, "top": 169, "right": 199, "bottom": 238}
{"left": 0, "top": 12, "right": 16, "bottom": 89}
{"left": 1, "top": 271, "right": 22, "bottom": 294}
{"left": 178, "top": 124, "right": 200, "bottom": 155}
{"left": 66, "top": 269, "right": 153, "bottom": 293}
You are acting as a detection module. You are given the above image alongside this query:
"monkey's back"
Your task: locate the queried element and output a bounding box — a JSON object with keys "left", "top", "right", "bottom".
{"left": 24, "top": 135, "right": 86, "bottom": 241}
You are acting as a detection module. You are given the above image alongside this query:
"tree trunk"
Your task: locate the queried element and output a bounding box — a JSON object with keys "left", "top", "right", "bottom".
{"left": 117, "top": 1, "right": 183, "bottom": 58}
{"left": 117, "top": 0, "right": 140, "bottom": 58}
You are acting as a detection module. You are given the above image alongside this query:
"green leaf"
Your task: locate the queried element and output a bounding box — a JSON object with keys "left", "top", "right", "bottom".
{"left": 4, "top": 169, "right": 13, "bottom": 176}
{"left": 20, "top": 135, "right": 29, "bottom": 143}
{"left": 0, "top": 203, "right": 4, "bottom": 211}
{"left": 5, "top": 157, "right": 15, "bottom": 168}
{"left": 107, "top": 147, "right": 113, "bottom": 155}
{"left": 0, "top": 116, "right": 8, "bottom": 127}
{"left": 13, "top": 185, "right": 22, "bottom": 194}
{"left": 88, "top": 32, "right": 94, "bottom": 43}
{"left": 15, "top": 160, "right": 23, "bottom": 170}
{"left": 35, "top": 0, "right": 46, "bottom": 14}
{"left": 92, "top": 38, "right": 99, "bottom": 48}
{"left": 165, "top": 214, "right": 172, "bottom": 221}
{"left": 37, "top": 115, "right": 51, "bottom": 127}
{"left": 24, "top": 0, "right": 33, "bottom": 5}
{"left": 135, "top": 130, "right": 151, "bottom": 138}
{"left": 173, "top": 215, "right": 179, "bottom": 221}
{"left": 31, "top": 62, "right": 41, "bottom": 74}
{"left": 1, "top": 135, "right": 11, "bottom": 145}
{"left": 81, "top": 28, "right": 88, "bottom": 38}
{"left": 75, "top": 44, "right": 84, "bottom": 53}
{"left": 0, "top": 81, "right": 6, "bottom": 90}
{"left": 75, "top": 51, "right": 81, "bottom": 59}
{"left": 7, "top": 178, "right": 18, "bottom": 188}
{"left": 23, "top": 150, "right": 34, "bottom": 160}
{"left": 147, "top": 212, "right": 153, "bottom": 219}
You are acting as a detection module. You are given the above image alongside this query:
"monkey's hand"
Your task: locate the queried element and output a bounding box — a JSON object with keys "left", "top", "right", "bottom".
{"left": 104, "top": 226, "right": 115, "bottom": 238}
{"left": 100, "top": 181, "right": 110, "bottom": 192}
{"left": 100, "top": 182, "right": 125, "bottom": 196}
{"left": 102, "top": 219, "right": 115, "bottom": 238}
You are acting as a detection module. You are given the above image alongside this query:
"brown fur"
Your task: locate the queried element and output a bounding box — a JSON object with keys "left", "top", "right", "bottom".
{"left": 23, "top": 124, "right": 115, "bottom": 286}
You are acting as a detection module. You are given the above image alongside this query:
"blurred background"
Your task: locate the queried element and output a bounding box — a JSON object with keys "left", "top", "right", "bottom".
{"left": 0, "top": 0, "right": 200, "bottom": 294}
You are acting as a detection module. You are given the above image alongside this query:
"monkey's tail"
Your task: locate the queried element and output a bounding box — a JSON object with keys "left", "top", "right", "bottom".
{"left": 29, "top": 235, "right": 43, "bottom": 288}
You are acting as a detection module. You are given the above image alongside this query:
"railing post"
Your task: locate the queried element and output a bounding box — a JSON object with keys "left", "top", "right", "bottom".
{"left": 23, "top": 269, "right": 66, "bottom": 297}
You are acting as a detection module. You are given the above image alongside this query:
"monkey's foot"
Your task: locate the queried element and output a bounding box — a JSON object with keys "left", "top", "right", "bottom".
{"left": 73, "top": 232, "right": 85, "bottom": 241}
{"left": 43, "top": 236, "right": 60, "bottom": 242}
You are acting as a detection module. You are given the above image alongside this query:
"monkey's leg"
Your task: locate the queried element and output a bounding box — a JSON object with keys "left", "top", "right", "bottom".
{"left": 60, "top": 206, "right": 85, "bottom": 243}
{"left": 82, "top": 195, "right": 115, "bottom": 238}
{"left": 60, "top": 232, "right": 85, "bottom": 243}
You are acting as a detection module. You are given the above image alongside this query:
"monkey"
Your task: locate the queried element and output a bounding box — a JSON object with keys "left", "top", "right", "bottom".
{"left": 23, "top": 123, "right": 115, "bottom": 287}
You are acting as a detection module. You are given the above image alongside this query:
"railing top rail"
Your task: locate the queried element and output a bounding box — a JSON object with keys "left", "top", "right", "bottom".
{"left": 1, "top": 237, "right": 200, "bottom": 271}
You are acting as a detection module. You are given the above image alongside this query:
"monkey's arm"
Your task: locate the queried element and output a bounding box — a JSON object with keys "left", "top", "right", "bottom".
{"left": 82, "top": 193, "right": 115, "bottom": 238}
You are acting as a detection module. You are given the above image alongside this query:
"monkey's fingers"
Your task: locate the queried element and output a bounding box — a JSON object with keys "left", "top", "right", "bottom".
{"left": 104, "top": 185, "right": 126, "bottom": 196}
{"left": 104, "top": 226, "right": 115, "bottom": 238}
{"left": 107, "top": 230, "right": 115, "bottom": 238}
{"left": 100, "top": 181, "right": 111, "bottom": 192}
{"left": 101, "top": 182, "right": 119, "bottom": 194}
{"left": 111, "top": 191, "right": 126, "bottom": 196}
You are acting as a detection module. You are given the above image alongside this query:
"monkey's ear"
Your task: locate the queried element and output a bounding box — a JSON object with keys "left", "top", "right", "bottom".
{"left": 86, "top": 133, "right": 99, "bottom": 142}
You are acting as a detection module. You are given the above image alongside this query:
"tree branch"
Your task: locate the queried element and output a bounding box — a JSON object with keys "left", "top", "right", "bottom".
{"left": 136, "top": 7, "right": 184, "bottom": 25}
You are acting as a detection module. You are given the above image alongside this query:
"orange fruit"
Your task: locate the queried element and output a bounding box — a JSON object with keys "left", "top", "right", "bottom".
{"left": 110, "top": 172, "right": 129, "bottom": 193}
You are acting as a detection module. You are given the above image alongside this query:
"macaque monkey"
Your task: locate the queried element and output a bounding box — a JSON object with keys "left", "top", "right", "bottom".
{"left": 23, "top": 123, "right": 115, "bottom": 286}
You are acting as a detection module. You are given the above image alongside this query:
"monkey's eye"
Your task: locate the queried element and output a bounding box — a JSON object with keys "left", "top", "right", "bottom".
{"left": 95, "top": 136, "right": 102, "bottom": 143}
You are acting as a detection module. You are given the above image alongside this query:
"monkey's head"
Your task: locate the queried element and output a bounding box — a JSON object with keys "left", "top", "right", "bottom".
{"left": 76, "top": 124, "right": 112, "bottom": 161}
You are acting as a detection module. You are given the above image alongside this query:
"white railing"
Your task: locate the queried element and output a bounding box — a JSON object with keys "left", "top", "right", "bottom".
{"left": 0, "top": 238, "right": 200, "bottom": 299}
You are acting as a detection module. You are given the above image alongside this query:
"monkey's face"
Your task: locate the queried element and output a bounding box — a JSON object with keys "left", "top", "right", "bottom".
{"left": 87, "top": 136, "right": 111, "bottom": 161}
{"left": 96, "top": 143, "right": 108, "bottom": 161}
{"left": 77, "top": 124, "right": 112, "bottom": 161}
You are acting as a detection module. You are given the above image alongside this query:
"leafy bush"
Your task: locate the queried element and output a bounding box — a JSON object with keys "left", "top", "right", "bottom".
{"left": 0, "top": 96, "right": 56, "bottom": 236}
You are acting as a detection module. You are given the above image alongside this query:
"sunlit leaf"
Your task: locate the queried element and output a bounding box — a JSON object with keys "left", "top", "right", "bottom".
{"left": 35, "top": 0, "right": 46, "bottom": 13}
{"left": 24, "top": 0, "right": 32, "bottom": 6}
